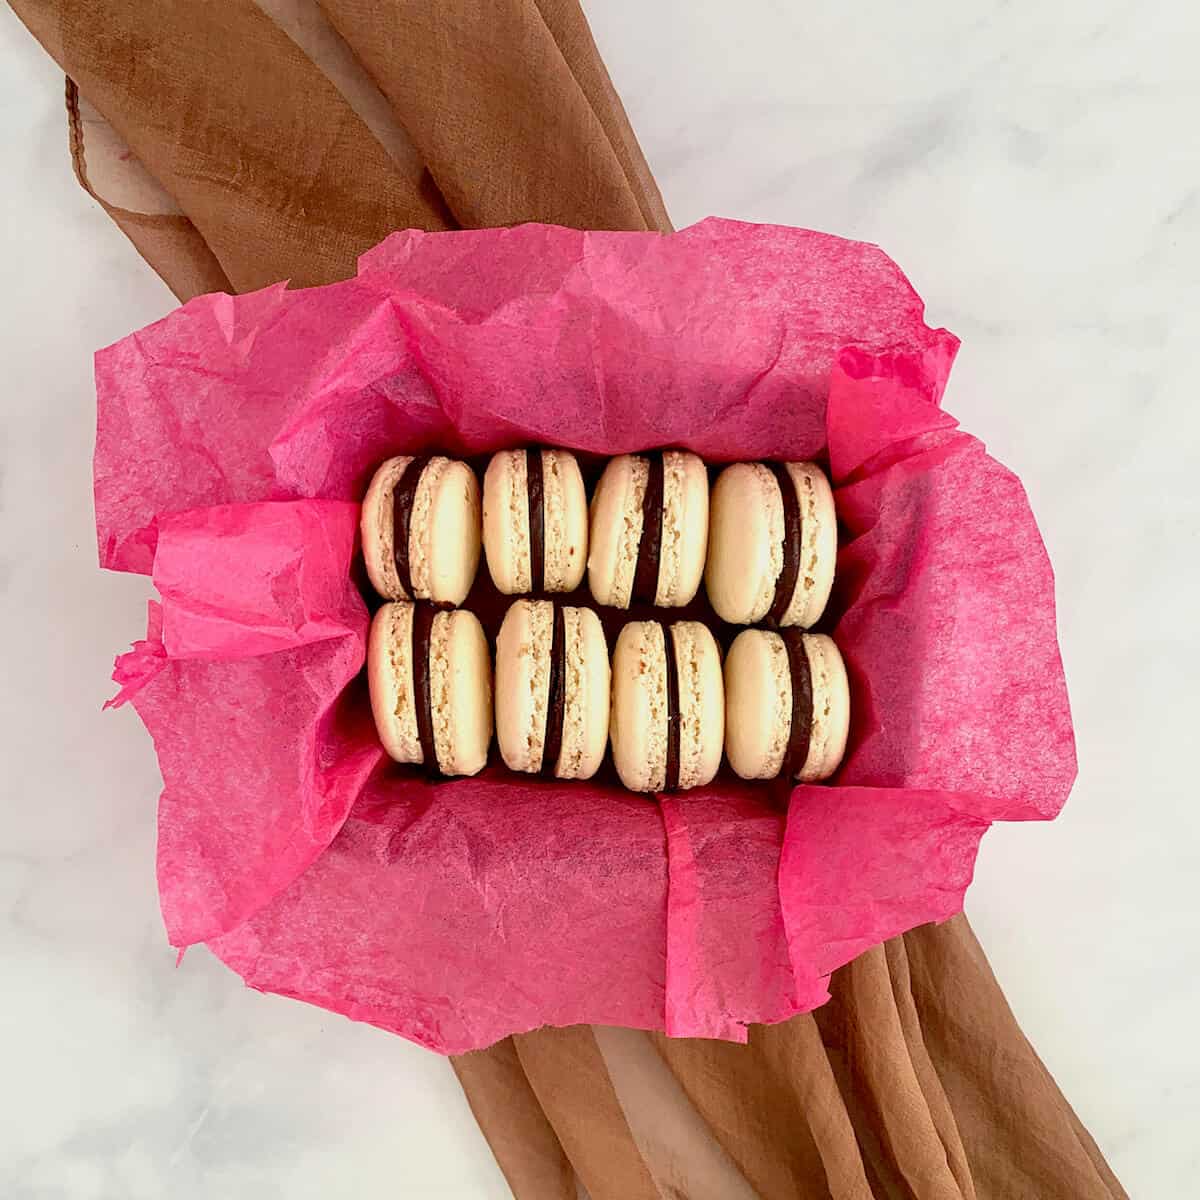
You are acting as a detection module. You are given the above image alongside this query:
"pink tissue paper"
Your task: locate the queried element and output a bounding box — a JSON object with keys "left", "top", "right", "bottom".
{"left": 99, "top": 218, "right": 1075, "bottom": 1053}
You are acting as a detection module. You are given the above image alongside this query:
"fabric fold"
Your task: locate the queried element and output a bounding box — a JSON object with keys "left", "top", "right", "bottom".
{"left": 464, "top": 917, "right": 1128, "bottom": 1200}
{"left": 12, "top": 0, "right": 669, "bottom": 302}
{"left": 65, "top": 80, "right": 234, "bottom": 302}
{"left": 12, "top": 0, "right": 453, "bottom": 292}
{"left": 316, "top": 0, "right": 663, "bottom": 232}
{"left": 528, "top": 0, "right": 671, "bottom": 233}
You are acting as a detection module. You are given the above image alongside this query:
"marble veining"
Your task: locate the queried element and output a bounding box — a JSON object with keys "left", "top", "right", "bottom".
{"left": 2, "top": 0, "right": 1198, "bottom": 1194}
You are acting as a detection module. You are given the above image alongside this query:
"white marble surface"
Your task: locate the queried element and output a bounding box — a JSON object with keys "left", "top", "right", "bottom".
{"left": 2, "top": 1, "right": 1197, "bottom": 1195}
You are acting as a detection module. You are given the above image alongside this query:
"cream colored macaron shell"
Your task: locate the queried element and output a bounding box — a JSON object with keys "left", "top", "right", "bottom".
{"left": 587, "top": 451, "right": 709, "bottom": 608}
{"left": 610, "top": 620, "right": 724, "bottom": 793}
{"left": 724, "top": 629, "right": 849, "bottom": 783}
{"left": 362, "top": 455, "right": 481, "bottom": 605}
{"left": 367, "top": 602, "right": 492, "bottom": 776}
{"left": 495, "top": 600, "right": 610, "bottom": 779}
{"left": 706, "top": 461, "right": 836, "bottom": 626}
{"left": 482, "top": 448, "right": 588, "bottom": 594}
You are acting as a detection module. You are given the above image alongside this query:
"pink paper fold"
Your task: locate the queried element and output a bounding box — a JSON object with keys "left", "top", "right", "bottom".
{"left": 826, "top": 352, "right": 1075, "bottom": 817}
{"left": 110, "top": 500, "right": 378, "bottom": 944}
{"left": 780, "top": 786, "right": 989, "bottom": 980}
{"left": 209, "top": 775, "right": 669, "bottom": 1054}
{"left": 98, "top": 218, "right": 1075, "bottom": 1052}
{"left": 155, "top": 501, "right": 364, "bottom": 658}
{"left": 661, "top": 791, "right": 828, "bottom": 1041}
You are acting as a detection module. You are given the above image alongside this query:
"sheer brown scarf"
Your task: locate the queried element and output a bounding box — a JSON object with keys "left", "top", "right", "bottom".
{"left": 7, "top": 2, "right": 1125, "bottom": 1195}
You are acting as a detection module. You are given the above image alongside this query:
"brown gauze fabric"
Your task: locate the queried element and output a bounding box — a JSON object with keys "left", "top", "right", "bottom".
{"left": 12, "top": 0, "right": 669, "bottom": 296}
{"left": 9, "top": 2, "right": 1125, "bottom": 1196}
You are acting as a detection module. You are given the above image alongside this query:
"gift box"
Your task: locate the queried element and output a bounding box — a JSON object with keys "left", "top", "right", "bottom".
{"left": 100, "top": 218, "right": 1074, "bottom": 1053}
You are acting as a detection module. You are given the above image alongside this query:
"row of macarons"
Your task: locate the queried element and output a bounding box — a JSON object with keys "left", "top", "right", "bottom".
{"left": 368, "top": 597, "right": 850, "bottom": 793}
{"left": 361, "top": 447, "right": 837, "bottom": 627}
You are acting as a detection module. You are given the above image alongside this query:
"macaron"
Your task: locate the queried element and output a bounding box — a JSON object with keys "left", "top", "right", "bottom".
{"left": 495, "top": 600, "right": 610, "bottom": 780}
{"left": 588, "top": 451, "right": 708, "bottom": 609}
{"left": 610, "top": 619, "right": 724, "bottom": 793}
{"left": 724, "top": 629, "right": 849, "bottom": 783}
{"left": 483, "top": 448, "right": 588, "bottom": 594}
{"left": 706, "top": 461, "right": 836, "bottom": 627}
{"left": 367, "top": 601, "right": 492, "bottom": 776}
{"left": 361, "top": 455, "right": 481, "bottom": 606}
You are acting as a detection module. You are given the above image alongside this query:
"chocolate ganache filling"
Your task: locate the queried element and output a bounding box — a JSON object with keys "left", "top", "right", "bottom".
{"left": 410, "top": 603, "right": 439, "bottom": 773}
{"left": 391, "top": 454, "right": 433, "bottom": 600}
{"left": 632, "top": 453, "right": 665, "bottom": 606}
{"left": 766, "top": 462, "right": 803, "bottom": 625}
{"left": 662, "top": 621, "right": 681, "bottom": 791}
{"left": 780, "top": 627, "right": 814, "bottom": 780}
{"left": 540, "top": 604, "right": 567, "bottom": 776}
{"left": 526, "top": 448, "right": 546, "bottom": 593}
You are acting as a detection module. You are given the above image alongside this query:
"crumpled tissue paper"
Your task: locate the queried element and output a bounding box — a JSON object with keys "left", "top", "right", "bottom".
{"left": 98, "top": 218, "right": 1074, "bottom": 1052}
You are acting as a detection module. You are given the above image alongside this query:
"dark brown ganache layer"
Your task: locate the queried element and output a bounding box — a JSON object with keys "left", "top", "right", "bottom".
{"left": 410, "top": 602, "right": 438, "bottom": 772}
{"left": 662, "top": 621, "right": 681, "bottom": 791}
{"left": 766, "top": 462, "right": 803, "bottom": 624}
{"left": 540, "top": 603, "right": 567, "bottom": 776}
{"left": 779, "top": 627, "right": 813, "bottom": 780}
{"left": 526, "top": 448, "right": 546, "bottom": 593}
{"left": 632, "top": 453, "right": 665, "bottom": 606}
{"left": 391, "top": 454, "right": 433, "bottom": 599}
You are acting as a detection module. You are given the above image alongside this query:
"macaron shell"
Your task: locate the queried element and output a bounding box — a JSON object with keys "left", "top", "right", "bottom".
{"left": 656, "top": 452, "right": 709, "bottom": 607}
{"left": 723, "top": 628, "right": 790, "bottom": 780}
{"left": 555, "top": 606, "right": 611, "bottom": 779}
{"left": 543, "top": 450, "right": 589, "bottom": 592}
{"left": 421, "top": 460, "right": 482, "bottom": 606}
{"left": 610, "top": 620, "right": 667, "bottom": 792}
{"left": 361, "top": 455, "right": 415, "bottom": 601}
{"left": 671, "top": 620, "right": 724, "bottom": 789}
{"left": 482, "top": 450, "right": 531, "bottom": 594}
{"left": 587, "top": 455, "right": 647, "bottom": 608}
{"left": 779, "top": 462, "right": 837, "bottom": 628}
{"left": 798, "top": 633, "right": 850, "bottom": 782}
{"left": 430, "top": 608, "right": 492, "bottom": 777}
{"left": 494, "top": 599, "right": 552, "bottom": 773}
{"left": 367, "top": 601, "right": 421, "bottom": 763}
{"left": 361, "top": 455, "right": 481, "bottom": 605}
{"left": 705, "top": 463, "right": 782, "bottom": 624}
